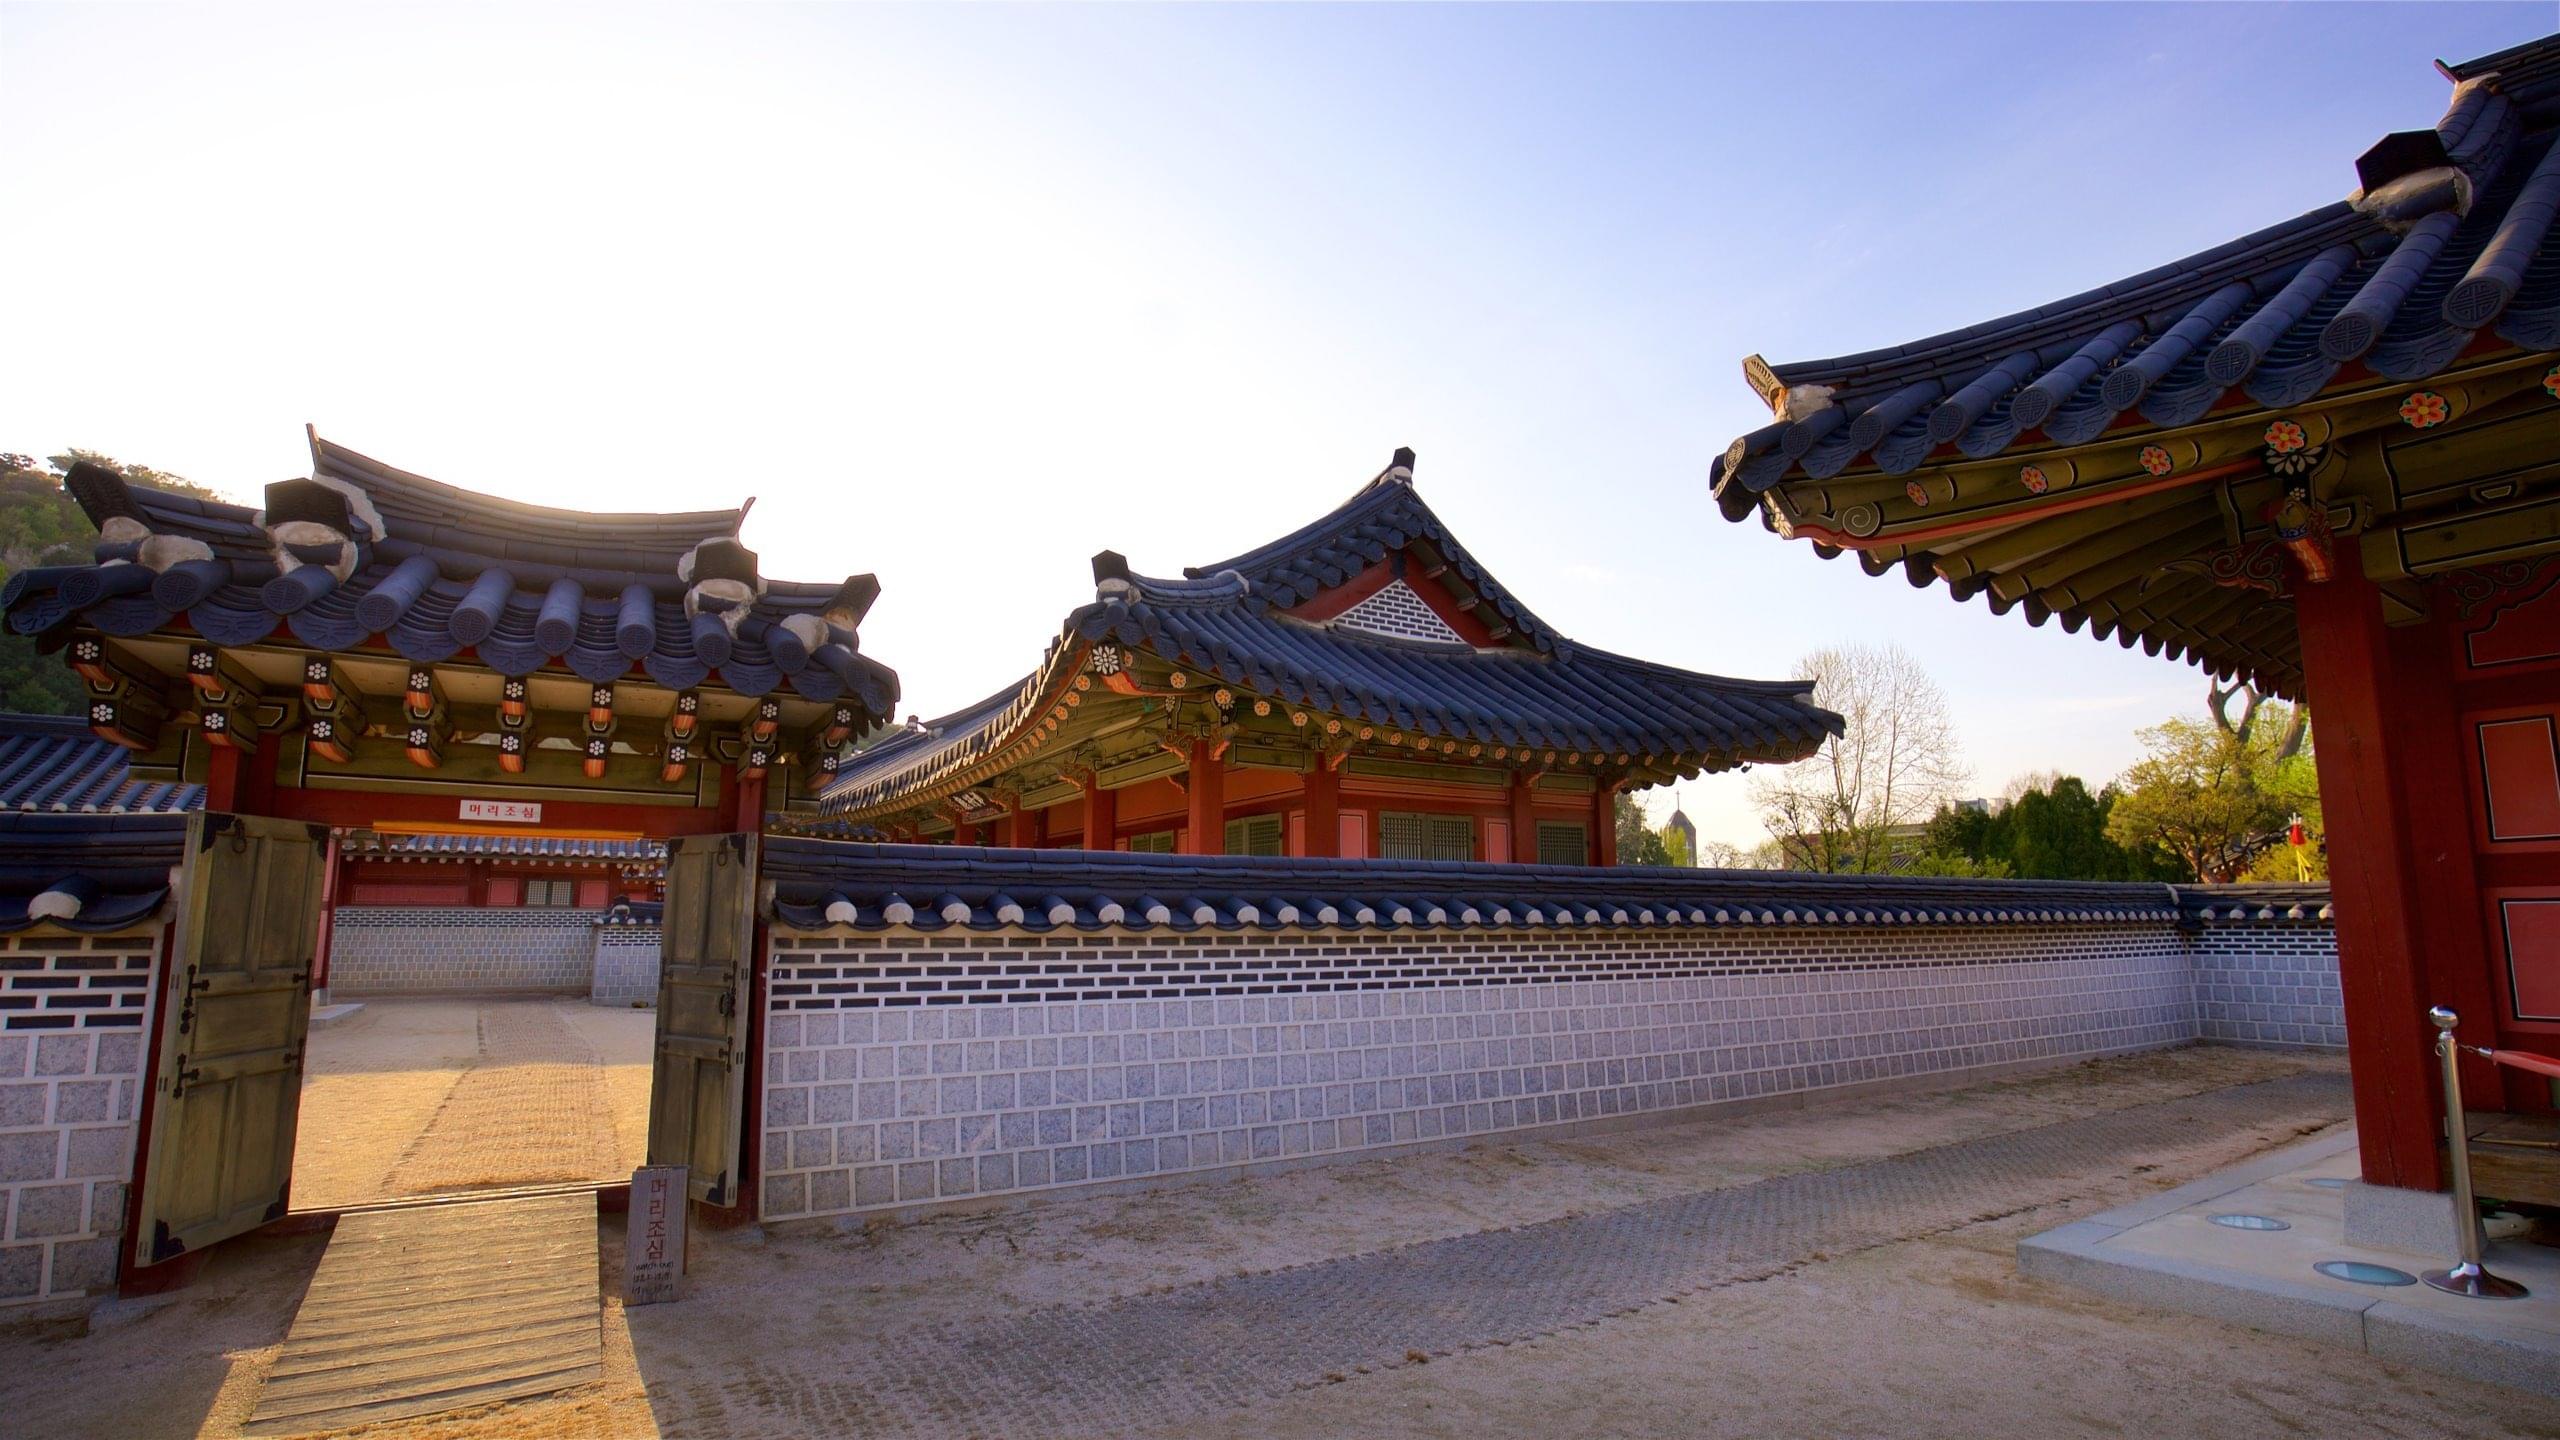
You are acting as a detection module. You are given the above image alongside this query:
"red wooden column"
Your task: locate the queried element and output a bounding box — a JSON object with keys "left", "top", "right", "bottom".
{"left": 998, "top": 789, "right": 1039, "bottom": 845}
{"left": 952, "top": 817, "right": 978, "bottom": 847}
{"left": 204, "top": 745, "right": 243, "bottom": 813}
{"left": 204, "top": 740, "right": 280, "bottom": 815}
{"left": 1302, "top": 760, "right": 1340, "bottom": 857}
{"left": 1509, "top": 771, "right": 1539, "bottom": 862}
{"left": 2293, "top": 548, "right": 2444, "bottom": 1193}
{"left": 310, "top": 828, "right": 344, "bottom": 998}
{"left": 717, "top": 761, "right": 767, "bottom": 833}
{"left": 1181, "top": 739, "right": 1225, "bottom": 855}
{"left": 1004, "top": 804, "right": 1043, "bottom": 848}
{"left": 1081, "top": 773, "right": 1116, "bottom": 850}
{"left": 1591, "top": 779, "right": 1618, "bottom": 867}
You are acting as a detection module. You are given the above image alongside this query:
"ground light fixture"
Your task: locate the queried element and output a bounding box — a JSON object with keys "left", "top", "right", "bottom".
{"left": 2313, "top": 1261, "right": 2418, "bottom": 1287}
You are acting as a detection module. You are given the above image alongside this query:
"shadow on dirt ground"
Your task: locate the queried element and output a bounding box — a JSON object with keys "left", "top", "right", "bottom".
{"left": 6, "top": 1046, "right": 2551, "bottom": 1440}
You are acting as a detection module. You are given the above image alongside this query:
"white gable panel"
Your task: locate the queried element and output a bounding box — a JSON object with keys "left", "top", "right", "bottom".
{"left": 1330, "top": 580, "right": 1467, "bottom": 645}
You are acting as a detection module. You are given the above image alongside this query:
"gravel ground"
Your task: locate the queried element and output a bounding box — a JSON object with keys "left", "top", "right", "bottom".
{"left": 289, "top": 997, "right": 653, "bottom": 1210}
{"left": 6, "top": 1044, "right": 2551, "bottom": 1440}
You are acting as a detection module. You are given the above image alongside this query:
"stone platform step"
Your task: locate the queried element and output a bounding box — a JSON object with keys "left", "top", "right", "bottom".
{"left": 245, "top": 1191, "right": 600, "bottom": 1435}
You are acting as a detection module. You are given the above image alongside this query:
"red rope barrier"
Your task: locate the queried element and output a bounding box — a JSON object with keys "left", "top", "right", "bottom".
{"left": 2482, "top": 1048, "right": 2560, "bottom": 1081}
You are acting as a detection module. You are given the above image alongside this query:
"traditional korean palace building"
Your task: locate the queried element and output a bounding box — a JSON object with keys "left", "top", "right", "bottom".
{"left": 3, "top": 431, "right": 897, "bottom": 849}
{"left": 1713, "top": 34, "right": 2560, "bottom": 1202}
{"left": 814, "top": 449, "right": 1840, "bottom": 863}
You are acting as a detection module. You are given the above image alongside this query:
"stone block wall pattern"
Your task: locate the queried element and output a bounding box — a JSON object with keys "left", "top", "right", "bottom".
{"left": 0, "top": 929, "right": 157, "bottom": 1310}
{"left": 590, "top": 926, "right": 663, "bottom": 1007}
{"left": 2191, "top": 918, "right": 2347, "bottom": 1048}
{"left": 328, "top": 907, "right": 609, "bottom": 995}
{"left": 758, "top": 921, "right": 2214, "bottom": 1223}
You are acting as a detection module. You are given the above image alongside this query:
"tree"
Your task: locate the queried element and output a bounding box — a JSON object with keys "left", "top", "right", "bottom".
{"left": 1918, "top": 776, "right": 2175, "bottom": 881}
{"left": 1694, "top": 838, "right": 1761, "bottom": 870}
{"left": 0, "top": 451, "right": 225, "bottom": 713}
{"left": 2238, "top": 699, "right": 2323, "bottom": 881}
{"left": 1751, "top": 642, "right": 1967, "bottom": 872}
{"left": 2106, "top": 717, "right": 2293, "bottom": 882}
{"left": 1615, "top": 792, "right": 1672, "bottom": 866}
{"left": 2008, "top": 776, "right": 2160, "bottom": 879}
{"left": 2208, "top": 679, "right": 2308, "bottom": 761}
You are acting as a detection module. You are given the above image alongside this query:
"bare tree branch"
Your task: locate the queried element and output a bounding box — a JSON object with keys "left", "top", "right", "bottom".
{"left": 1750, "top": 642, "right": 1968, "bottom": 872}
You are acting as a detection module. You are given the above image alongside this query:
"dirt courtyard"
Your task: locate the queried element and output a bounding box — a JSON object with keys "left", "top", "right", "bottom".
{"left": 289, "top": 997, "right": 653, "bottom": 1210}
{"left": 6, "top": 1045, "right": 2552, "bottom": 1439}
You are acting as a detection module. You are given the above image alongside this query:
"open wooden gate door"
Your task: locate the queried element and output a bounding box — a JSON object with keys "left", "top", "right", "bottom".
{"left": 649, "top": 832, "right": 758, "bottom": 1206}
{"left": 134, "top": 812, "right": 331, "bottom": 1267}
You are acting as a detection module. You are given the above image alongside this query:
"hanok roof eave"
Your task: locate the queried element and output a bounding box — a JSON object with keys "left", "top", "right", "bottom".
{"left": 820, "top": 457, "right": 1841, "bottom": 819}
{"left": 0, "top": 714, "right": 204, "bottom": 814}
{"left": 1716, "top": 35, "right": 2560, "bottom": 503}
{"left": 1711, "top": 33, "right": 2560, "bottom": 700}
{"left": 7, "top": 437, "right": 900, "bottom": 716}
{"left": 0, "top": 810, "right": 191, "bottom": 934}
{"left": 309, "top": 435, "right": 748, "bottom": 564}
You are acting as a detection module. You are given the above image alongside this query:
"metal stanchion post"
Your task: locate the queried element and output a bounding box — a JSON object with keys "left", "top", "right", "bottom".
{"left": 2421, "top": 1007, "right": 2528, "bottom": 1299}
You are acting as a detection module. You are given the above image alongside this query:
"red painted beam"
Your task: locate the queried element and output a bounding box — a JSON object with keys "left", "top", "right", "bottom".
{"left": 266, "top": 784, "right": 726, "bottom": 839}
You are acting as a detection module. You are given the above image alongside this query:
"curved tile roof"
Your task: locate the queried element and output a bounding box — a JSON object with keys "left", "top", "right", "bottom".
{"left": 0, "top": 714, "right": 201, "bottom": 814}
{"left": 5, "top": 435, "right": 899, "bottom": 713}
{"left": 2177, "top": 882, "right": 2335, "bottom": 923}
{"left": 821, "top": 454, "right": 1838, "bottom": 815}
{"left": 1187, "top": 460, "right": 1564, "bottom": 652}
{"left": 761, "top": 836, "right": 2216, "bottom": 933}
{"left": 0, "top": 812, "right": 188, "bottom": 934}
{"left": 1712, "top": 34, "right": 2560, "bottom": 511}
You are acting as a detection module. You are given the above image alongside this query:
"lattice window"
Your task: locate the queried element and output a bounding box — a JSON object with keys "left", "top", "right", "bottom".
{"left": 1223, "top": 813, "right": 1284, "bottom": 857}
{"left": 1125, "top": 830, "right": 1176, "bottom": 854}
{"left": 1537, "top": 822, "right": 1588, "bottom": 866}
{"left": 1380, "top": 811, "right": 1474, "bottom": 861}
{"left": 1330, "top": 581, "right": 1466, "bottom": 645}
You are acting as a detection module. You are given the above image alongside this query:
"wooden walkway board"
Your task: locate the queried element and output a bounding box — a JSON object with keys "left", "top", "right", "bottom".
{"left": 247, "top": 1192, "right": 601, "bottom": 1436}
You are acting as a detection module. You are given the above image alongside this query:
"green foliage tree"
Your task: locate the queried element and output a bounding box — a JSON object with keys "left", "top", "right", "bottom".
{"left": 2105, "top": 716, "right": 2295, "bottom": 882}
{"left": 1918, "top": 776, "right": 2174, "bottom": 881}
{"left": 0, "top": 451, "right": 225, "bottom": 714}
{"left": 1615, "top": 792, "right": 1672, "bottom": 866}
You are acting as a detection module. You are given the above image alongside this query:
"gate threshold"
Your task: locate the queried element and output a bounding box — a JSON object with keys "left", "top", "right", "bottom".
{"left": 246, "top": 1190, "right": 604, "bottom": 1435}
{"left": 291, "top": 1178, "right": 630, "bottom": 1220}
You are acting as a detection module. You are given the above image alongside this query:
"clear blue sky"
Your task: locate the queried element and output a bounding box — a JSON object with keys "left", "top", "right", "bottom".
{"left": 4, "top": 3, "right": 2551, "bottom": 846}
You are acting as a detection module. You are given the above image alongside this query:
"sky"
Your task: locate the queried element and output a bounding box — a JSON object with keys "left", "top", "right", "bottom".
{"left": 4, "top": 2, "right": 2552, "bottom": 848}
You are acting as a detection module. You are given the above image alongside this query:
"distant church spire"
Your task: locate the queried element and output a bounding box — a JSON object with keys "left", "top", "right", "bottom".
{"left": 1665, "top": 788, "right": 1697, "bottom": 866}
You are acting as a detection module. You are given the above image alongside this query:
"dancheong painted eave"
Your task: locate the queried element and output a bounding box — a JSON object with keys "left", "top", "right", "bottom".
{"left": 1710, "top": 33, "right": 2560, "bottom": 699}
{"left": 818, "top": 450, "right": 1841, "bottom": 820}
{"left": 760, "top": 835, "right": 2334, "bottom": 934}
{"left": 2, "top": 431, "right": 901, "bottom": 712}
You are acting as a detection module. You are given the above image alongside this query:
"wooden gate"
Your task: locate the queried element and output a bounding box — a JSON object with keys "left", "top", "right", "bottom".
{"left": 648, "top": 832, "right": 757, "bottom": 1205}
{"left": 133, "top": 812, "right": 331, "bottom": 1266}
